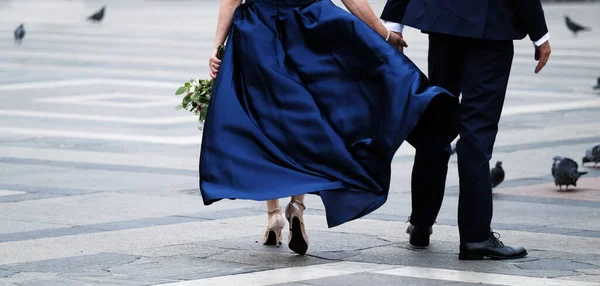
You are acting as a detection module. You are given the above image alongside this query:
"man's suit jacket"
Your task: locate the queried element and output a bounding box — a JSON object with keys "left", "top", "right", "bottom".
{"left": 380, "top": 0, "right": 548, "bottom": 42}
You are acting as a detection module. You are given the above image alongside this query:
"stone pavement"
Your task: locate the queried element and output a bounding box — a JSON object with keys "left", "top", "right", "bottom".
{"left": 0, "top": 0, "right": 599, "bottom": 285}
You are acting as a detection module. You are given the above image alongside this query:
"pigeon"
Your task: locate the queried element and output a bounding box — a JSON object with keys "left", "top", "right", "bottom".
{"left": 551, "top": 156, "right": 587, "bottom": 191}
{"left": 565, "top": 15, "right": 590, "bottom": 36}
{"left": 582, "top": 144, "right": 600, "bottom": 167}
{"left": 14, "top": 24, "right": 25, "bottom": 44}
{"left": 88, "top": 6, "right": 105, "bottom": 23}
{"left": 491, "top": 161, "right": 505, "bottom": 189}
{"left": 593, "top": 77, "right": 600, "bottom": 90}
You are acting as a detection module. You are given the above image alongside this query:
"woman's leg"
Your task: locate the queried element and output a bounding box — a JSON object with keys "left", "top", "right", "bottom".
{"left": 266, "top": 199, "right": 281, "bottom": 219}
{"left": 291, "top": 194, "right": 304, "bottom": 204}
{"left": 264, "top": 199, "right": 285, "bottom": 246}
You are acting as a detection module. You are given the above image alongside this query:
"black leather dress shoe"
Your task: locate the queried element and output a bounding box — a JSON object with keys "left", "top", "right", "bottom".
{"left": 406, "top": 224, "right": 433, "bottom": 248}
{"left": 459, "top": 232, "right": 527, "bottom": 260}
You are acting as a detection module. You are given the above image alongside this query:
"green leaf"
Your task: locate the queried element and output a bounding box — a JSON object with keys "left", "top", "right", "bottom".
{"left": 182, "top": 95, "right": 191, "bottom": 106}
{"left": 175, "top": 86, "right": 186, "bottom": 95}
{"left": 175, "top": 104, "right": 183, "bottom": 110}
{"left": 184, "top": 82, "right": 190, "bottom": 88}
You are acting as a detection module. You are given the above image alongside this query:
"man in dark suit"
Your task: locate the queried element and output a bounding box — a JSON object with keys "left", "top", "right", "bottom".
{"left": 381, "top": 0, "right": 551, "bottom": 260}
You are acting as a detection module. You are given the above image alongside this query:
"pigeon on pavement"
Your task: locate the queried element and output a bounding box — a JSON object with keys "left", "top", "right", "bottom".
{"left": 88, "top": 6, "right": 106, "bottom": 23}
{"left": 565, "top": 15, "right": 590, "bottom": 35}
{"left": 582, "top": 144, "right": 600, "bottom": 167}
{"left": 14, "top": 24, "right": 25, "bottom": 44}
{"left": 552, "top": 156, "right": 587, "bottom": 191}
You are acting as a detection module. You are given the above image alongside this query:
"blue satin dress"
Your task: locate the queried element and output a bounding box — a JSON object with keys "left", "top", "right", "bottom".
{"left": 199, "top": 0, "right": 458, "bottom": 227}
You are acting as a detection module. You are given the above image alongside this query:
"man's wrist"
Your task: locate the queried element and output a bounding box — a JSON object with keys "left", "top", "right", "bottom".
{"left": 533, "top": 33, "right": 550, "bottom": 47}
{"left": 380, "top": 19, "right": 404, "bottom": 33}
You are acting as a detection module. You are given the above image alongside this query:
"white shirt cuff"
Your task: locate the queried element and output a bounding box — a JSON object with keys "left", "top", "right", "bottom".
{"left": 533, "top": 33, "right": 550, "bottom": 46}
{"left": 381, "top": 19, "right": 404, "bottom": 33}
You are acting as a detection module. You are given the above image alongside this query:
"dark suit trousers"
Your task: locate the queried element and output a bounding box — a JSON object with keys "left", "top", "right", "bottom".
{"left": 407, "top": 32, "right": 514, "bottom": 243}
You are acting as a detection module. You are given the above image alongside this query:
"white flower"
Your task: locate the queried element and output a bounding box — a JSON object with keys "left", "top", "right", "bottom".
{"left": 189, "top": 85, "right": 196, "bottom": 93}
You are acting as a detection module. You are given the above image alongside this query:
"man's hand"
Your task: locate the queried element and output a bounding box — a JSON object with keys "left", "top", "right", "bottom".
{"left": 388, "top": 32, "right": 407, "bottom": 53}
{"left": 534, "top": 41, "right": 551, "bottom": 74}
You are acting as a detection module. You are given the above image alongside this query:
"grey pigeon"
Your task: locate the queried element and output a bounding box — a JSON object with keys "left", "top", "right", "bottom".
{"left": 551, "top": 156, "right": 587, "bottom": 191}
{"left": 491, "top": 161, "right": 504, "bottom": 188}
{"left": 88, "top": 6, "right": 105, "bottom": 22}
{"left": 14, "top": 24, "right": 25, "bottom": 44}
{"left": 565, "top": 15, "right": 590, "bottom": 36}
{"left": 593, "top": 77, "right": 600, "bottom": 90}
{"left": 582, "top": 144, "right": 600, "bottom": 167}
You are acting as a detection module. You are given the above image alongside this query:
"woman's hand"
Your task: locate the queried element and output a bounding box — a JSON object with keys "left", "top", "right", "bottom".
{"left": 209, "top": 47, "right": 222, "bottom": 79}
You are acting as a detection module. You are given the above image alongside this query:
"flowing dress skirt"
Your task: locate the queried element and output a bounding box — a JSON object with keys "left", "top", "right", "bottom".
{"left": 199, "top": 0, "right": 459, "bottom": 227}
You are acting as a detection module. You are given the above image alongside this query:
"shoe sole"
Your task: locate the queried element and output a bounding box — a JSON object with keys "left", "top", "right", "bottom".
{"left": 458, "top": 252, "right": 528, "bottom": 260}
{"left": 289, "top": 217, "right": 308, "bottom": 255}
{"left": 263, "top": 231, "right": 278, "bottom": 246}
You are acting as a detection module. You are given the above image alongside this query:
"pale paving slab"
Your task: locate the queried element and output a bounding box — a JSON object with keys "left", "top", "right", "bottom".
{"left": 156, "top": 262, "right": 396, "bottom": 286}
{"left": 0, "top": 146, "right": 197, "bottom": 171}
{"left": 0, "top": 127, "right": 202, "bottom": 146}
{"left": 0, "top": 219, "right": 263, "bottom": 265}
{"left": 0, "top": 109, "right": 196, "bottom": 125}
{"left": 154, "top": 261, "right": 600, "bottom": 286}
{"left": 0, "top": 163, "right": 195, "bottom": 192}
{"left": 375, "top": 266, "right": 600, "bottom": 286}
{"left": 0, "top": 192, "right": 257, "bottom": 230}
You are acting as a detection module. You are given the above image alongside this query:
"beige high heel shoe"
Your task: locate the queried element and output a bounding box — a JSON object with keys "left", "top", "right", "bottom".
{"left": 264, "top": 207, "right": 285, "bottom": 247}
{"left": 285, "top": 199, "right": 308, "bottom": 255}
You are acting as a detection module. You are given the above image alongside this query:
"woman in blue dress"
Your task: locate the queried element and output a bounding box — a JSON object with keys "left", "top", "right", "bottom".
{"left": 200, "top": 0, "right": 459, "bottom": 255}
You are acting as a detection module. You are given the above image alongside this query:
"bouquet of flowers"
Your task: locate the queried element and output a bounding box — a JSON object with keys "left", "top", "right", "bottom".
{"left": 175, "top": 45, "right": 225, "bottom": 126}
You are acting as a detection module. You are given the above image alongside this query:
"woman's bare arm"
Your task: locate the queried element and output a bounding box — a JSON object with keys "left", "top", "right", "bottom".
{"left": 340, "top": 0, "right": 407, "bottom": 49}
{"left": 209, "top": 0, "right": 242, "bottom": 78}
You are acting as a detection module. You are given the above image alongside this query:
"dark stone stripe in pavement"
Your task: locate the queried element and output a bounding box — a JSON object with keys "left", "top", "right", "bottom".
{"left": 0, "top": 157, "right": 197, "bottom": 177}
{"left": 392, "top": 136, "right": 600, "bottom": 163}
{"left": 307, "top": 210, "right": 600, "bottom": 239}
{"left": 0, "top": 208, "right": 264, "bottom": 243}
